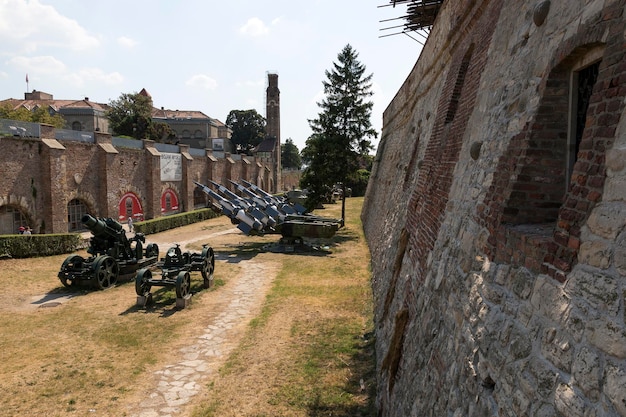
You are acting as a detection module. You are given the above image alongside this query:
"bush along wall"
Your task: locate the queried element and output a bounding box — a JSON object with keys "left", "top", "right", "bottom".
{"left": 0, "top": 234, "right": 81, "bottom": 259}
{"left": 134, "top": 208, "right": 220, "bottom": 235}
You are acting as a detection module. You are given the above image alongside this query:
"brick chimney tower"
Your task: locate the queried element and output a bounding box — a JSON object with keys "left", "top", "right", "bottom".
{"left": 266, "top": 72, "right": 282, "bottom": 192}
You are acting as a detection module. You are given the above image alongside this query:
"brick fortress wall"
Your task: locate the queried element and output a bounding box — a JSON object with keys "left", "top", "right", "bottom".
{"left": 362, "top": 0, "right": 626, "bottom": 415}
{"left": 0, "top": 127, "right": 275, "bottom": 234}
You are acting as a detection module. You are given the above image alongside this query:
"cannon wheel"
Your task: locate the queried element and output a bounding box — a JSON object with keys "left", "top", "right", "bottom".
{"left": 59, "top": 254, "right": 84, "bottom": 288}
{"left": 135, "top": 268, "right": 152, "bottom": 296}
{"left": 175, "top": 271, "right": 191, "bottom": 299}
{"left": 145, "top": 243, "right": 159, "bottom": 259}
{"left": 201, "top": 246, "right": 215, "bottom": 289}
{"left": 92, "top": 255, "right": 119, "bottom": 290}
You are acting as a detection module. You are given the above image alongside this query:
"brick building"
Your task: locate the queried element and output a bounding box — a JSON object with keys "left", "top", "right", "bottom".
{"left": 0, "top": 88, "right": 233, "bottom": 152}
{"left": 363, "top": 0, "right": 626, "bottom": 415}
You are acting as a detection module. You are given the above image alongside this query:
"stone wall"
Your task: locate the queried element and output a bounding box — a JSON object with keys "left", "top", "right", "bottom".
{"left": 0, "top": 126, "right": 275, "bottom": 234}
{"left": 362, "top": 0, "right": 626, "bottom": 415}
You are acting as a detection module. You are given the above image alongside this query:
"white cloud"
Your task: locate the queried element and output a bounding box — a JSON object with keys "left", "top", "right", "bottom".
{"left": 185, "top": 74, "right": 218, "bottom": 90}
{"left": 8, "top": 55, "right": 67, "bottom": 75}
{"left": 239, "top": 17, "right": 269, "bottom": 37}
{"left": 117, "top": 36, "right": 138, "bottom": 48}
{"left": 0, "top": 0, "right": 100, "bottom": 53}
{"left": 73, "top": 68, "right": 124, "bottom": 85}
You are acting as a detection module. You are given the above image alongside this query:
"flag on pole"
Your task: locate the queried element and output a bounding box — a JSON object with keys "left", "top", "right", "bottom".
{"left": 26, "top": 74, "right": 29, "bottom": 83}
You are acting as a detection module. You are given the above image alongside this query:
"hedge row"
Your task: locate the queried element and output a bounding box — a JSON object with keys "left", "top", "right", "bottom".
{"left": 0, "top": 208, "right": 221, "bottom": 259}
{"left": 134, "top": 208, "right": 220, "bottom": 235}
{"left": 0, "top": 234, "right": 81, "bottom": 259}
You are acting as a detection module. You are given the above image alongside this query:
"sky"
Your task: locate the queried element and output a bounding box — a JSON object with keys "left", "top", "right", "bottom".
{"left": 0, "top": 0, "right": 423, "bottom": 151}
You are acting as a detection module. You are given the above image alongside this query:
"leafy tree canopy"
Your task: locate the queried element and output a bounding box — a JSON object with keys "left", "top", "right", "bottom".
{"left": 106, "top": 92, "right": 155, "bottom": 139}
{"left": 301, "top": 44, "right": 377, "bottom": 211}
{"left": 281, "top": 138, "right": 302, "bottom": 169}
{"left": 0, "top": 103, "right": 66, "bottom": 128}
{"left": 225, "top": 109, "right": 266, "bottom": 154}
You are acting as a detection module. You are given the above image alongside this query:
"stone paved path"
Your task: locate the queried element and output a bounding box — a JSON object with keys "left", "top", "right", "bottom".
{"left": 124, "top": 230, "right": 277, "bottom": 417}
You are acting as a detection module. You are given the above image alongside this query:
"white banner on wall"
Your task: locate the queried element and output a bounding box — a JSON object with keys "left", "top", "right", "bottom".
{"left": 160, "top": 152, "right": 182, "bottom": 181}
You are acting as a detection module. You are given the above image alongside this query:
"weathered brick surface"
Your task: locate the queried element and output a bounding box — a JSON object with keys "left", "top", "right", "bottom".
{"left": 362, "top": 0, "right": 626, "bottom": 415}
{"left": 0, "top": 130, "right": 274, "bottom": 233}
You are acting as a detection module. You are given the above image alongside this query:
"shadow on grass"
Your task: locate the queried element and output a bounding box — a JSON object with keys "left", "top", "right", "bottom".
{"left": 118, "top": 273, "right": 213, "bottom": 317}
{"left": 213, "top": 229, "right": 361, "bottom": 261}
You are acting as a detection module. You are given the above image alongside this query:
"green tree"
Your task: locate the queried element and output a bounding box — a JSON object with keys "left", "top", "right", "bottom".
{"left": 301, "top": 44, "right": 377, "bottom": 214}
{"left": 281, "top": 138, "right": 302, "bottom": 169}
{"left": 106, "top": 92, "right": 154, "bottom": 139}
{"left": 225, "top": 109, "right": 266, "bottom": 154}
{"left": 0, "top": 103, "right": 66, "bottom": 128}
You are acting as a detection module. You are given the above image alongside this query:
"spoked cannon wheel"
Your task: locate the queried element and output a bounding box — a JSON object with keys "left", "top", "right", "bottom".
{"left": 135, "top": 268, "right": 153, "bottom": 296}
{"left": 201, "top": 246, "right": 215, "bottom": 289}
{"left": 92, "top": 255, "right": 119, "bottom": 290}
{"left": 175, "top": 271, "right": 191, "bottom": 299}
{"left": 58, "top": 255, "right": 84, "bottom": 288}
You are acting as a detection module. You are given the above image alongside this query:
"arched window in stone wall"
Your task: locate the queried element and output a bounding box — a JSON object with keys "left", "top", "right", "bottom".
{"left": 567, "top": 49, "right": 603, "bottom": 185}
{"left": 445, "top": 45, "right": 474, "bottom": 124}
{"left": 0, "top": 206, "right": 30, "bottom": 234}
{"left": 182, "top": 130, "right": 191, "bottom": 139}
{"left": 118, "top": 192, "right": 143, "bottom": 222}
{"left": 71, "top": 121, "right": 82, "bottom": 131}
{"left": 502, "top": 45, "right": 604, "bottom": 226}
{"left": 194, "top": 129, "right": 204, "bottom": 139}
{"left": 479, "top": 40, "right": 626, "bottom": 281}
{"left": 67, "top": 199, "right": 88, "bottom": 232}
{"left": 161, "top": 188, "right": 179, "bottom": 214}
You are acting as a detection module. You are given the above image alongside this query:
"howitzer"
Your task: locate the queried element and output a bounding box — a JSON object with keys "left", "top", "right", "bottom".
{"left": 58, "top": 214, "right": 159, "bottom": 290}
{"left": 195, "top": 180, "right": 343, "bottom": 243}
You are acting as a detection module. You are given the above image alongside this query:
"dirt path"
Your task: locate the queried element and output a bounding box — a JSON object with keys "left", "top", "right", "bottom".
{"left": 123, "top": 226, "right": 280, "bottom": 416}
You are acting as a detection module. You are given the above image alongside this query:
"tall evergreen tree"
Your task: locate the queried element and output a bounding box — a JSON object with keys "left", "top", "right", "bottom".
{"left": 301, "top": 44, "right": 377, "bottom": 213}
{"left": 281, "top": 138, "right": 302, "bottom": 169}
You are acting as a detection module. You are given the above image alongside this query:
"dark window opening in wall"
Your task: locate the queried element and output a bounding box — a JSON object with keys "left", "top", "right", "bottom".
{"left": 568, "top": 61, "right": 600, "bottom": 185}
{"left": 194, "top": 129, "right": 204, "bottom": 138}
{"left": 182, "top": 130, "right": 191, "bottom": 139}
{"left": 445, "top": 45, "right": 474, "bottom": 124}
{"left": 165, "top": 194, "right": 172, "bottom": 211}
{"left": 0, "top": 206, "right": 29, "bottom": 234}
{"left": 193, "top": 187, "right": 208, "bottom": 209}
{"left": 67, "top": 199, "right": 88, "bottom": 232}
{"left": 71, "top": 121, "right": 82, "bottom": 131}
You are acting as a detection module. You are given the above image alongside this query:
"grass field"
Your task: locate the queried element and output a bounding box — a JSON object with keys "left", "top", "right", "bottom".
{"left": 0, "top": 197, "right": 375, "bottom": 417}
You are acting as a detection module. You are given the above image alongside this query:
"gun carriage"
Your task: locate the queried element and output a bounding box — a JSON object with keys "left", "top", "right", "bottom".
{"left": 194, "top": 180, "right": 343, "bottom": 245}
{"left": 58, "top": 214, "right": 159, "bottom": 289}
{"left": 135, "top": 243, "right": 215, "bottom": 301}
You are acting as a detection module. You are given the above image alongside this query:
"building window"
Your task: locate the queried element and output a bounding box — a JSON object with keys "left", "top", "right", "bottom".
{"left": 71, "top": 121, "right": 82, "bottom": 131}
{"left": 0, "top": 206, "right": 29, "bottom": 234}
{"left": 67, "top": 199, "right": 88, "bottom": 232}
{"left": 567, "top": 60, "right": 600, "bottom": 186}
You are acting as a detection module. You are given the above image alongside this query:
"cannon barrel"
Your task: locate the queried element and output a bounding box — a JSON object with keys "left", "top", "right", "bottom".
{"left": 82, "top": 214, "right": 124, "bottom": 239}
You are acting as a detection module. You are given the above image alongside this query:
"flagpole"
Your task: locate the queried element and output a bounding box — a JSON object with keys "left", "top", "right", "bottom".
{"left": 26, "top": 74, "right": 29, "bottom": 92}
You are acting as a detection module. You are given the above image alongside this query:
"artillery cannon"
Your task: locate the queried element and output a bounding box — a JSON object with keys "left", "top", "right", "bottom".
{"left": 195, "top": 180, "right": 343, "bottom": 245}
{"left": 135, "top": 244, "right": 215, "bottom": 304}
{"left": 58, "top": 214, "right": 159, "bottom": 289}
